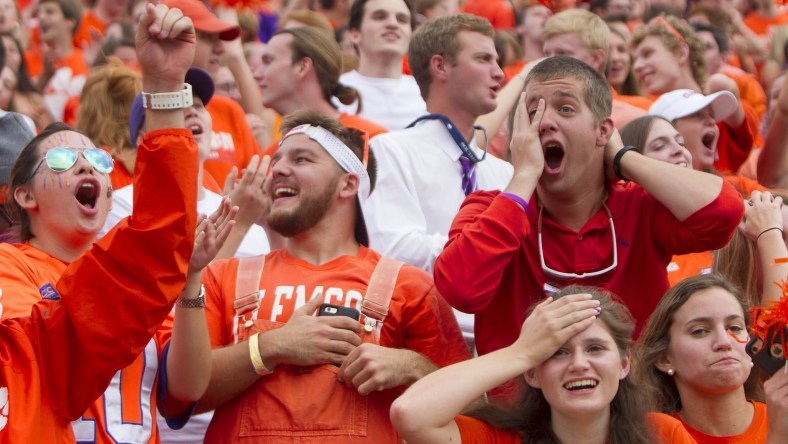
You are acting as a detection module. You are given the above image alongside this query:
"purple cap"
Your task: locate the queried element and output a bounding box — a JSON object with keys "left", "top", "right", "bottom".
{"left": 129, "top": 67, "right": 215, "bottom": 147}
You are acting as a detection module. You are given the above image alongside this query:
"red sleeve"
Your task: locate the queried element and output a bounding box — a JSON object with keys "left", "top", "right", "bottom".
{"left": 35, "top": 128, "right": 198, "bottom": 421}
{"left": 715, "top": 102, "right": 757, "bottom": 174}
{"left": 433, "top": 191, "right": 528, "bottom": 314}
{"left": 384, "top": 265, "right": 470, "bottom": 368}
{"left": 650, "top": 180, "right": 743, "bottom": 256}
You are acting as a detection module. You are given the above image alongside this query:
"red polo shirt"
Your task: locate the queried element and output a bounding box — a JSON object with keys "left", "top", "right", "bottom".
{"left": 434, "top": 182, "right": 743, "bottom": 356}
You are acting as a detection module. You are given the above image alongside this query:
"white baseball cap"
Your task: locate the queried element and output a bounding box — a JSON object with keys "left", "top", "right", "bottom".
{"left": 648, "top": 89, "right": 737, "bottom": 122}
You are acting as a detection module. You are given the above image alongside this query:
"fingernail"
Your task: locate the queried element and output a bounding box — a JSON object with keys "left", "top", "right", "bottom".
{"left": 594, "top": 307, "right": 601, "bottom": 314}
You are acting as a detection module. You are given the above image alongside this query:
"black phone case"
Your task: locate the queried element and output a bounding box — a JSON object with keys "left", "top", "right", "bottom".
{"left": 746, "top": 325, "right": 788, "bottom": 376}
{"left": 317, "top": 303, "right": 360, "bottom": 321}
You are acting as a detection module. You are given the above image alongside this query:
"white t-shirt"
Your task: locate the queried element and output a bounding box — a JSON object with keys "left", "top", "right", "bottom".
{"left": 362, "top": 118, "right": 514, "bottom": 344}
{"left": 336, "top": 70, "right": 427, "bottom": 130}
{"left": 100, "top": 185, "right": 270, "bottom": 258}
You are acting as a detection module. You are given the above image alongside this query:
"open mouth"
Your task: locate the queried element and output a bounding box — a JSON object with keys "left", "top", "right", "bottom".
{"left": 544, "top": 143, "right": 565, "bottom": 173}
{"left": 701, "top": 132, "right": 716, "bottom": 151}
{"left": 273, "top": 186, "right": 298, "bottom": 201}
{"left": 190, "top": 124, "right": 203, "bottom": 136}
{"left": 75, "top": 181, "right": 99, "bottom": 209}
{"left": 563, "top": 379, "right": 599, "bottom": 391}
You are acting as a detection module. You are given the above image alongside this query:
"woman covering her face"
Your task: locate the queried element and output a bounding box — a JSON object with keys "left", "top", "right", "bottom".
{"left": 390, "top": 285, "right": 696, "bottom": 444}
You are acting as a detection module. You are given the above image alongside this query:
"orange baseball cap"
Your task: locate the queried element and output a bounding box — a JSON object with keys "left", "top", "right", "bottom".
{"left": 163, "top": 0, "right": 240, "bottom": 41}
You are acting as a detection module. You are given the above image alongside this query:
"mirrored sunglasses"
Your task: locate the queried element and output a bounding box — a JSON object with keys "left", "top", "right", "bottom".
{"left": 27, "top": 147, "right": 114, "bottom": 183}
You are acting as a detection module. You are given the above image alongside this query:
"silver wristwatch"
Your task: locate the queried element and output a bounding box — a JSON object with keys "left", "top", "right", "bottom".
{"left": 176, "top": 284, "right": 205, "bottom": 308}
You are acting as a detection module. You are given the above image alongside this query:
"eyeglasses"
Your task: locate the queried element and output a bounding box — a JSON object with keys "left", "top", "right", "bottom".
{"left": 538, "top": 203, "right": 618, "bottom": 279}
{"left": 27, "top": 147, "right": 114, "bottom": 183}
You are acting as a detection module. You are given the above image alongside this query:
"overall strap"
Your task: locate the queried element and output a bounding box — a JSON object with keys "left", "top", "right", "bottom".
{"left": 361, "top": 256, "right": 404, "bottom": 322}
{"left": 231, "top": 255, "right": 266, "bottom": 343}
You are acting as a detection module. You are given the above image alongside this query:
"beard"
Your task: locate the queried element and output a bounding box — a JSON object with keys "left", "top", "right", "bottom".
{"left": 267, "top": 176, "right": 338, "bottom": 237}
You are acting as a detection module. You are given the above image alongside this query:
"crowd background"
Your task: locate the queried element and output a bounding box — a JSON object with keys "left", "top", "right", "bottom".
{"left": 2, "top": 0, "right": 788, "bottom": 443}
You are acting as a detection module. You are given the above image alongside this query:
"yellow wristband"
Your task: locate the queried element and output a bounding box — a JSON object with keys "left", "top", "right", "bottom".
{"left": 248, "top": 332, "right": 273, "bottom": 376}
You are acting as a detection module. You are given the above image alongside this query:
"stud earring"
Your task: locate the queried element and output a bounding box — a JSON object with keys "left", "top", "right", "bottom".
{"left": 750, "top": 361, "right": 754, "bottom": 368}
{"left": 667, "top": 369, "right": 675, "bottom": 376}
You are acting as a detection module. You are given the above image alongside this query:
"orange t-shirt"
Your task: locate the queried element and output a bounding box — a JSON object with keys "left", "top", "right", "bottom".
{"left": 744, "top": 12, "right": 788, "bottom": 39}
{"left": 675, "top": 401, "right": 767, "bottom": 444}
{"left": 76, "top": 10, "right": 108, "bottom": 50}
{"left": 24, "top": 47, "right": 89, "bottom": 81}
{"left": 201, "top": 247, "right": 469, "bottom": 443}
{"left": 204, "top": 95, "right": 262, "bottom": 187}
{"left": 460, "top": 0, "right": 516, "bottom": 30}
{"left": 722, "top": 66, "right": 767, "bottom": 120}
{"left": 503, "top": 60, "right": 526, "bottom": 85}
{"left": 0, "top": 225, "right": 171, "bottom": 444}
{"left": 456, "top": 412, "right": 698, "bottom": 443}
{"left": 723, "top": 174, "right": 769, "bottom": 197}
{"left": 262, "top": 112, "right": 388, "bottom": 159}
{"left": 667, "top": 251, "right": 714, "bottom": 288}
{"left": 611, "top": 87, "right": 653, "bottom": 111}
{"left": 0, "top": 129, "right": 197, "bottom": 443}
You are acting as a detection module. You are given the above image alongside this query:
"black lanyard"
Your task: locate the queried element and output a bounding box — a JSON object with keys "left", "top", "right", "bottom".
{"left": 408, "top": 114, "right": 487, "bottom": 164}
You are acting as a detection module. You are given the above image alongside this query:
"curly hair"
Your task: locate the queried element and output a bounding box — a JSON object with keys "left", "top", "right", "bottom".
{"left": 631, "top": 15, "right": 708, "bottom": 89}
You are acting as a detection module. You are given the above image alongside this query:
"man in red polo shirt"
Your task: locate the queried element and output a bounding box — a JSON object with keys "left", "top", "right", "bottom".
{"left": 433, "top": 56, "right": 742, "bottom": 358}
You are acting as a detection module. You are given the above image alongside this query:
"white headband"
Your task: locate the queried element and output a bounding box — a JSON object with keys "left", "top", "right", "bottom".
{"left": 280, "top": 124, "right": 371, "bottom": 202}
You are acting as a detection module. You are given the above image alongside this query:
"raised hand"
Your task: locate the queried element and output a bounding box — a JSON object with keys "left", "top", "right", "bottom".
{"left": 189, "top": 197, "right": 238, "bottom": 274}
{"left": 226, "top": 155, "right": 270, "bottom": 229}
{"left": 510, "top": 93, "right": 545, "bottom": 178}
{"left": 513, "top": 293, "right": 600, "bottom": 369}
{"left": 740, "top": 191, "right": 784, "bottom": 242}
{"left": 136, "top": 0, "right": 196, "bottom": 92}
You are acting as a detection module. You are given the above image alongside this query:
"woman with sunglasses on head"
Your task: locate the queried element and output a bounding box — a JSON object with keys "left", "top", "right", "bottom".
{"left": 391, "top": 286, "right": 697, "bottom": 444}
{"left": 634, "top": 274, "right": 788, "bottom": 443}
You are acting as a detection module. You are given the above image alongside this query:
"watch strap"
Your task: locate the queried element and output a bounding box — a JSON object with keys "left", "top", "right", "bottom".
{"left": 142, "top": 83, "right": 194, "bottom": 110}
{"left": 176, "top": 284, "right": 205, "bottom": 308}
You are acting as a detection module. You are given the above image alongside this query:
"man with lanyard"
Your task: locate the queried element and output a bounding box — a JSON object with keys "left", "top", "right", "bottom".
{"left": 362, "top": 14, "right": 514, "bottom": 349}
{"left": 433, "top": 56, "right": 743, "bottom": 361}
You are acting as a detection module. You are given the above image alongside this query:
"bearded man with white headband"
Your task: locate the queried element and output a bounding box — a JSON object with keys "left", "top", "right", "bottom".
{"left": 185, "top": 110, "right": 468, "bottom": 443}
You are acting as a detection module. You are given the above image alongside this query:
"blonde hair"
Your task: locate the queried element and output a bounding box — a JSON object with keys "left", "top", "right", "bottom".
{"left": 76, "top": 58, "right": 141, "bottom": 158}
{"left": 542, "top": 9, "right": 609, "bottom": 55}
{"left": 631, "top": 15, "right": 708, "bottom": 89}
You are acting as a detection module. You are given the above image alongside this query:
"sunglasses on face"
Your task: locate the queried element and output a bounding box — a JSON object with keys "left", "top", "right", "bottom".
{"left": 27, "top": 147, "right": 114, "bottom": 183}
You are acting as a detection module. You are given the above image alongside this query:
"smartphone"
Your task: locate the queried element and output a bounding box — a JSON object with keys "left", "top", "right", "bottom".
{"left": 746, "top": 325, "right": 787, "bottom": 376}
{"left": 317, "top": 303, "right": 360, "bottom": 321}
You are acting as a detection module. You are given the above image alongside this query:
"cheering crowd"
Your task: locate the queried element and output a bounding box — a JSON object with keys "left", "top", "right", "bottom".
{"left": 1, "top": 0, "right": 788, "bottom": 442}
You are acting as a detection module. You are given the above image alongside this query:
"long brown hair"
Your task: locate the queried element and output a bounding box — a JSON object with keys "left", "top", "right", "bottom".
{"left": 633, "top": 274, "right": 762, "bottom": 414}
{"left": 470, "top": 285, "right": 653, "bottom": 444}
